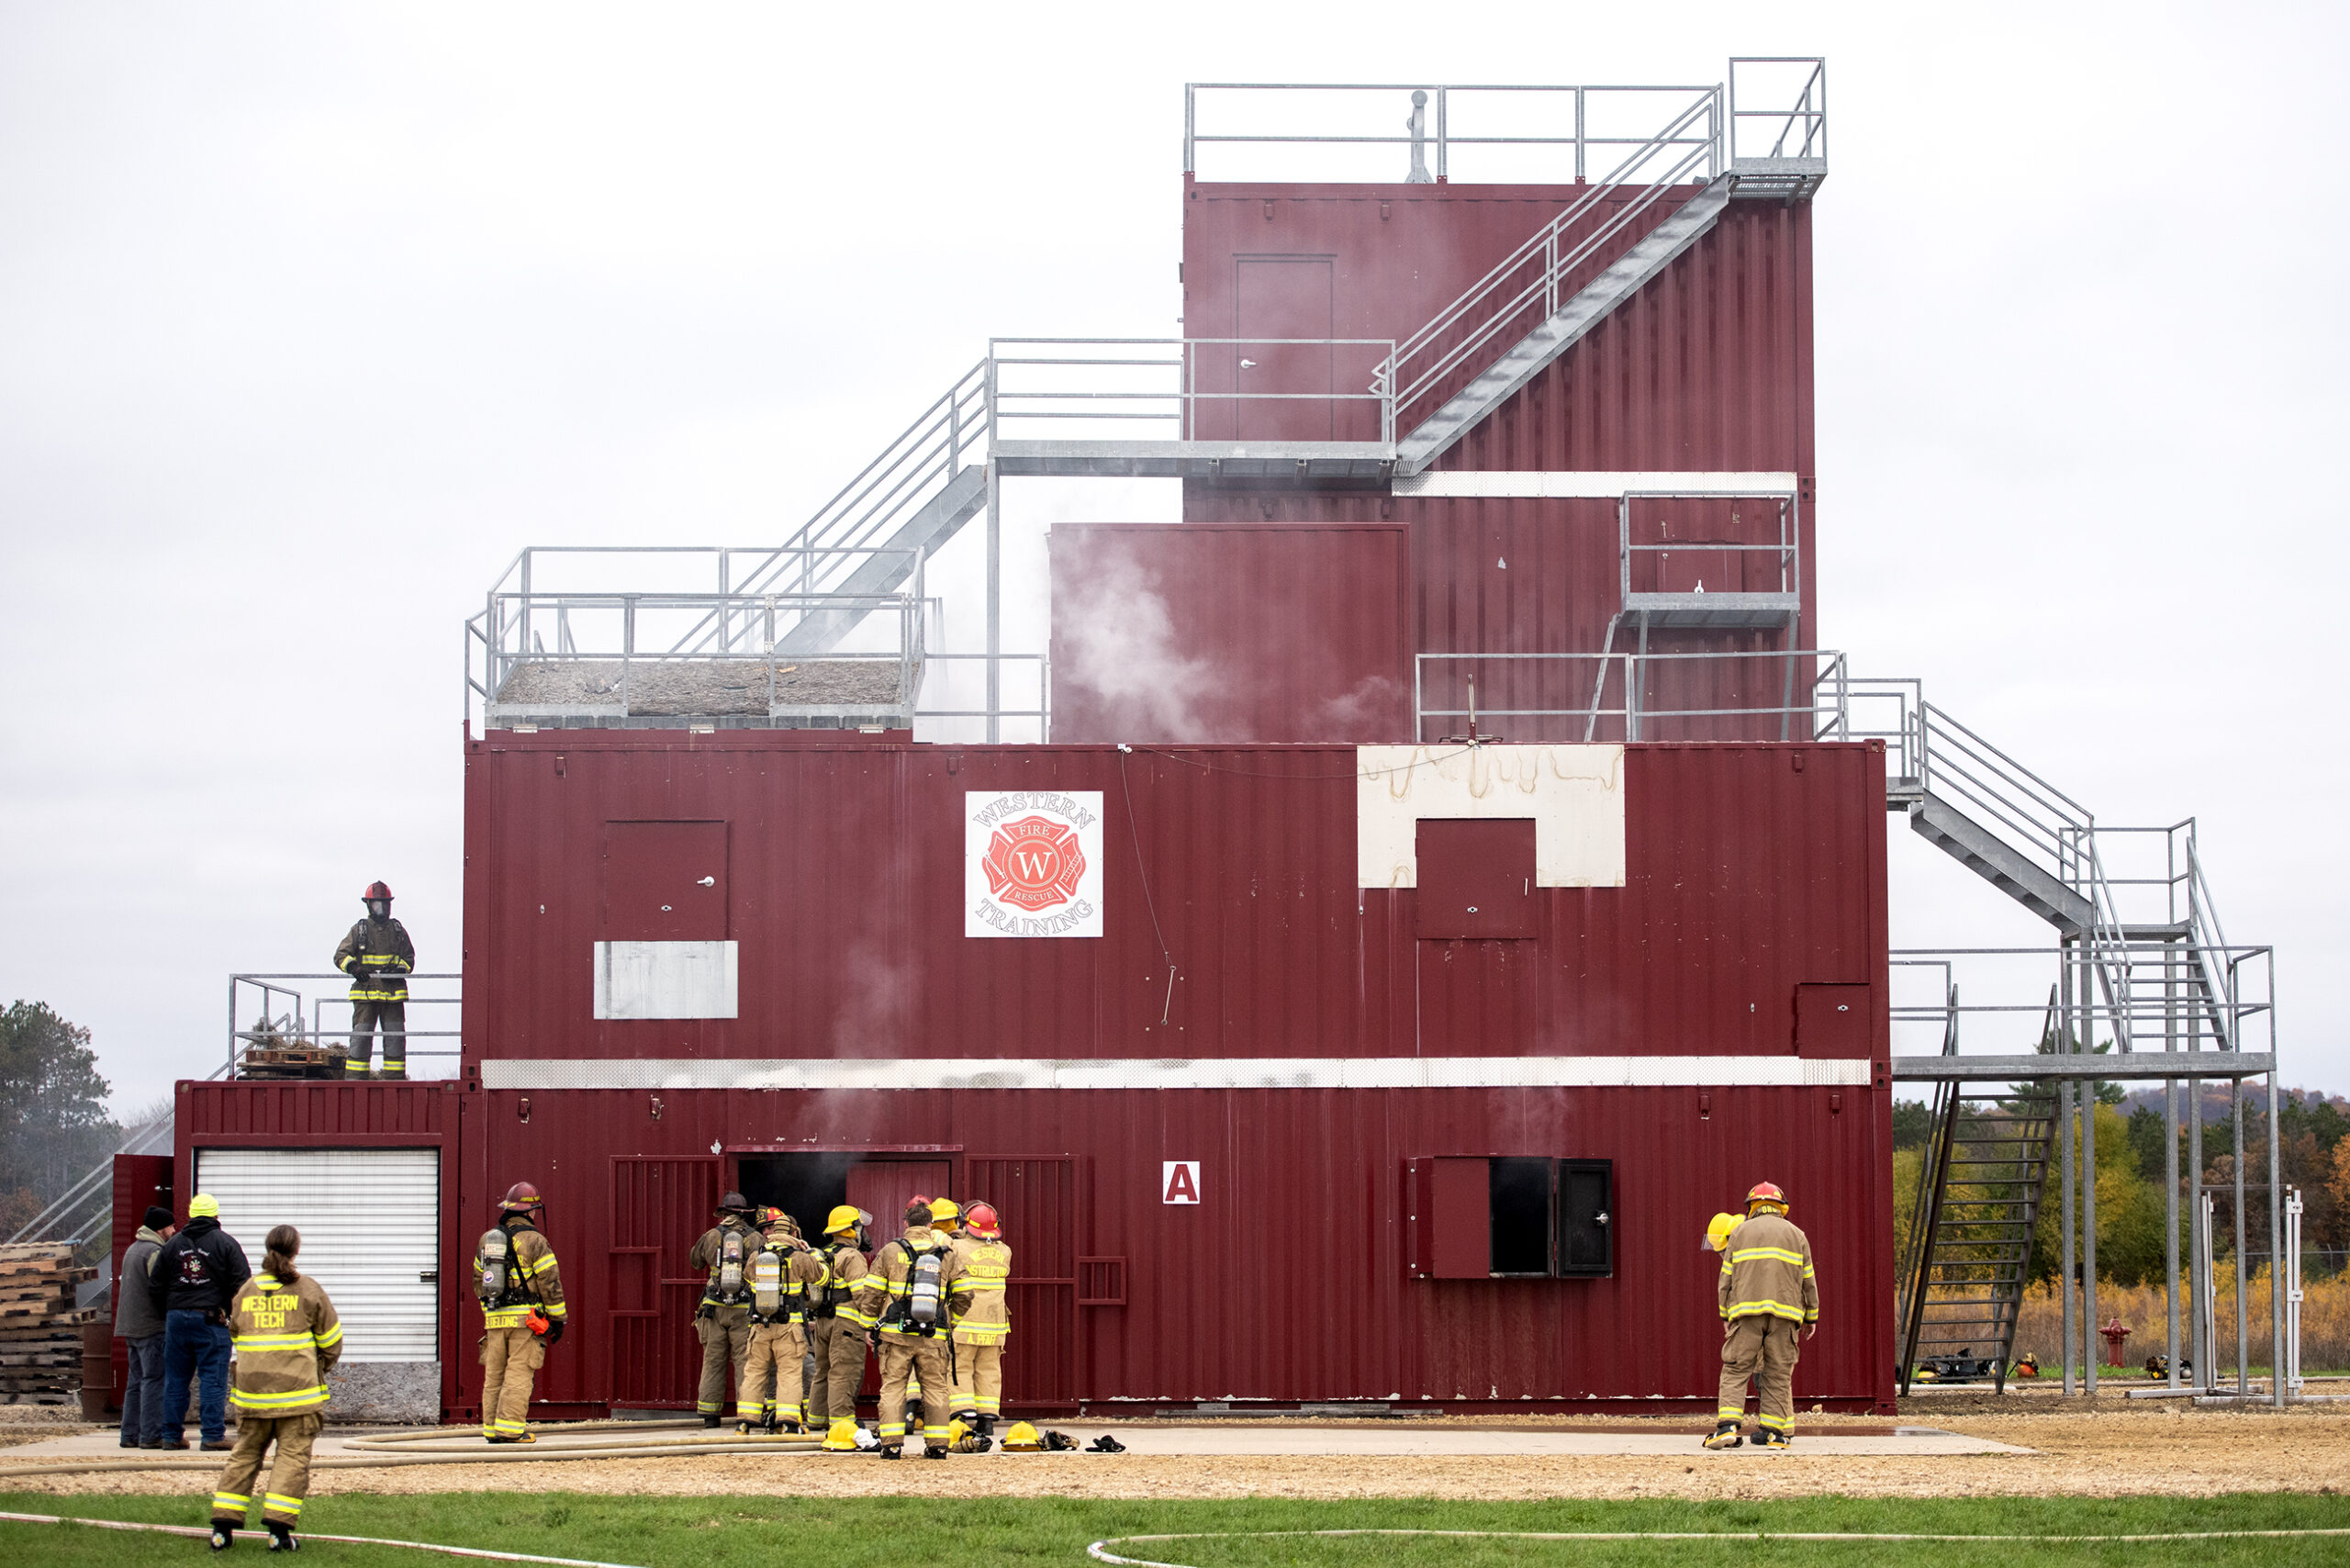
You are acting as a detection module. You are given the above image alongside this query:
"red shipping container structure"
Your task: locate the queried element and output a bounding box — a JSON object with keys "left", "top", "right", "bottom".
{"left": 175, "top": 63, "right": 1930, "bottom": 1421}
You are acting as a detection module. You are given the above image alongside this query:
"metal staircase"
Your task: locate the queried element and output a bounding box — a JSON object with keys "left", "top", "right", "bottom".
{"left": 1896, "top": 992, "right": 2059, "bottom": 1394}
{"left": 673, "top": 361, "right": 991, "bottom": 658}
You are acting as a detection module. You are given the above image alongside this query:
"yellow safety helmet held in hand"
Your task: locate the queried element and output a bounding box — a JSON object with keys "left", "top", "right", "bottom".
{"left": 1002, "top": 1421, "right": 1041, "bottom": 1451}
{"left": 824, "top": 1204, "right": 862, "bottom": 1237}
{"left": 1703, "top": 1212, "right": 1740, "bottom": 1251}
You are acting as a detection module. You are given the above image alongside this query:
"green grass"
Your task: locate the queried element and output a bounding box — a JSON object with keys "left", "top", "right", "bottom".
{"left": 3, "top": 1494, "right": 2346, "bottom": 1567}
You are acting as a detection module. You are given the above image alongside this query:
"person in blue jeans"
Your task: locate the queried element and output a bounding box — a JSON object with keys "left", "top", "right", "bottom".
{"left": 147, "top": 1193, "right": 250, "bottom": 1450}
{"left": 113, "top": 1205, "right": 174, "bottom": 1447}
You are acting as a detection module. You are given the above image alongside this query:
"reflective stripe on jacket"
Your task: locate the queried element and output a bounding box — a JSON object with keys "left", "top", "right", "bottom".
{"left": 822, "top": 1242, "right": 873, "bottom": 1327}
{"left": 229, "top": 1271, "right": 342, "bottom": 1415}
{"left": 849, "top": 1226, "right": 971, "bottom": 1340}
{"left": 1718, "top": 1210, "right": 1818, "bottom": 1324}
{"left": 335, "top": 917, "right": 415, "bottom": 1002}
{"left": 475, "top": 1223, "right": 565, "bottom": 1329}
{"left": 950, "top": 1237, "right": 1011, "bottom": 1346}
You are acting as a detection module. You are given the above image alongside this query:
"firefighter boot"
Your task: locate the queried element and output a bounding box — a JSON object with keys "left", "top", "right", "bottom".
{"left": 209, "top": 1519, "right": 239, "bottom": 1551}
{"left": 702, "top": 1414, "right": 721, "bottom": 1429}
{"left": 266, "top": 1522, "right": 300, "bottom": 1552}
{"left": 1760, "top": 1429, "right": 1792, "bottom": 1450}
{"left": 1703, "top": 1422, "right": 1744, "bottom": 1450}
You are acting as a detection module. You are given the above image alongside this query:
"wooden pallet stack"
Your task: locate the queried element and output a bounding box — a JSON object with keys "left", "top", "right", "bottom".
{"left": 0, "top": 1242, "right": 100, "bottom": 1405}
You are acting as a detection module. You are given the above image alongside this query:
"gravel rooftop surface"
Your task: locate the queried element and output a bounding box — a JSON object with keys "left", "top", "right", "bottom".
{"left": 494, "top": 658, "right": 909, "bottom": 715}
{"left": 6, "top": 1403, "right": 2340, "bottom": 1502}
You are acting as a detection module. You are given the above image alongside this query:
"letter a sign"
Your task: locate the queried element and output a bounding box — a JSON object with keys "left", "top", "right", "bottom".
{"left": 1162, "top": 1161, "right": 1201, "bottom": 1205}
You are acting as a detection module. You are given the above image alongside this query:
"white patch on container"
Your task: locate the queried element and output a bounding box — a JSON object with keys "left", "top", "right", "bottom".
{"left": 1356, "top": 745, "right": 1626, "bottom": 889}
{"left": 593, "top": 939, "right": 739, "bottom": 1019}
{"left": 965, "top": 790, "right": 1105, "bottom": 938}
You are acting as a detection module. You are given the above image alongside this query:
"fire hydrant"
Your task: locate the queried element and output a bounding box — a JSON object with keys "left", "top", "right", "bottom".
{"left": 2100, "top": 1318, "right": 2131, "bottom": 1367}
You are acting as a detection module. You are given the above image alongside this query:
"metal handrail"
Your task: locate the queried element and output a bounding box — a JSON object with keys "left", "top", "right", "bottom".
{"left": 229, "top": 973, "right": 463, "bottom": 1078}
{"left": 990, "top": 338, "right": 1399, "bottom": 445}
{"left": 1729, "top": 58, "right": 1829, "bottom": 162}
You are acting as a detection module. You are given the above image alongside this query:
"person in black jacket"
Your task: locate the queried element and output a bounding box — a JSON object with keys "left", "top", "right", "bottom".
{"left": 147, "top": 1193, "right": 251, "bottom": 1450}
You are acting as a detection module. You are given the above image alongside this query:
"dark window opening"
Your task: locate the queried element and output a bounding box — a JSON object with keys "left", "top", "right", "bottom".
{"left": 1489, "top": 1157, "right": 1554, "bottom": 1275}
{"left": 734, "top": 1153, "right": 862, "bottom": 1234}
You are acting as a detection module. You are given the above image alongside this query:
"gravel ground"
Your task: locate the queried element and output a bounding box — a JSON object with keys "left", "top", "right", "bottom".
{"left": 494, "top": 658, "right": 909, "bottom": 715}
{"left": 6, "top": 1405, "right": 2343, "bottom": 1502}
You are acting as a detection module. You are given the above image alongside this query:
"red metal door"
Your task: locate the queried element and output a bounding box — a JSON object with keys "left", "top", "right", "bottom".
{"left": 959, "top": 1157, "right": 1078, "bottom": 1412}
{"left": 1236, "top": 256, "right": 1334, "bottom": 442}
{"left": 109, "top": 1153, "right": 173, "bottom": 1411}
{"left": 1415, "top": 819, "right": 1537, "bottom": 938}
{"left": 602, "top": 821, "right": 729, "bottom": 940}
{"left": 607, "top": 1156, "right": 718, "bottom": 1408}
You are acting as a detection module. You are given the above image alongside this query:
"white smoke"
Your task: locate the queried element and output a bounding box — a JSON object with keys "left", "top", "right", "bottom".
{"left": 1055, "top": 538, "right": 1234, "bottom": 742}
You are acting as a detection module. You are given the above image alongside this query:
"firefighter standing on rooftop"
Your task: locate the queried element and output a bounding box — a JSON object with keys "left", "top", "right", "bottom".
{"left": 475, "top": 1182, "right": 564, "bottom": 1443}
{"left": 851, "top": 1199, "right": 970, "bottom": 1458}
{"left": 333, "top": 881, "right": 415, "bottom": 1080}
{"left": 1705, "top": 1181, "right": 1818, "bottom": 1450}
{"left": 811, "top": 1204, "right": 873, "bottom": 1451}
{"left": 689, "top": 1192, "right": 761, "bottom": 1428}
{"left": 949, "top": 1201, "right": 1012, "bottom": 1438}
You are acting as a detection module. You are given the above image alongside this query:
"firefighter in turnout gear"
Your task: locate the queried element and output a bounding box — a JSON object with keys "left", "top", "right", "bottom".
{"left": 850, "top": 1200, "right": 971, "bottom": 1458}
{"left": 811, "top": 1204, "right": 872, "bottom": 1450}
{"left": 688, "top": 1192, "right": 761, "bottom": 1427}
{"left": 210, "top": 1225, "right": 341, "bottom": 1553}
{"left": 949, "top": 1201, "right": 1011, "bottom": 1435}
{"left": 1705, "top": 1182, "right": 1818, "bottom": 1450}
{"left": 333, "top": 881, "right": 415, "bottom": 1079}
{"left": 474, "top": 1182, "right": 565, "bottom": 1444}
{"left": 736, "top": 1208, "right": 826, "bottom": 1433}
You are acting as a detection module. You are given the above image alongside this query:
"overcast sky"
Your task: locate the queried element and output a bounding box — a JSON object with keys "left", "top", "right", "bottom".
{"left": 3, "top": 3, "right": 2344, "bottom": 1115}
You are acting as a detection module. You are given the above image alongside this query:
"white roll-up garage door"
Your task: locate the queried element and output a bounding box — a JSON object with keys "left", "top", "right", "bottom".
{"left": 194, "top": 1148, "right": 439, "bottom": 1363}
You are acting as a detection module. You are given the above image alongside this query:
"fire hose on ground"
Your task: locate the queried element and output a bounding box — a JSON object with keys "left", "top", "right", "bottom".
{"left": 0, "top": 1418, "right": 824, "bottom": 1482}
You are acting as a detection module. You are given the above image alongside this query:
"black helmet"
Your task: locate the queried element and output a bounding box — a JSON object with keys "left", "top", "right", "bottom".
{"left": 717, "top": 1191, "right": 750, "bottom": 1215}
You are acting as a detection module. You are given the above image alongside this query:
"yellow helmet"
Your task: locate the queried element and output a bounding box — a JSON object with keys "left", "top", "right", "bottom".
{"left": 824, "top": 1204, "right": 862, "bottom": 1237}
{"left": 821, "top": 1416, "right": 860, "bottom": 1451}
{"left": 929, "top": 1198, "right": 962, "bottom": 1229}
{"left": 1703, "top": 1212, "right": 1740, "bottom": 1252}
{"left": 1002, "top": 1420, "right": 1041, "bottom": 1451}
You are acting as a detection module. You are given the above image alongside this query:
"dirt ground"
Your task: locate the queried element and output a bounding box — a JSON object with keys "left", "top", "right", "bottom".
{"left": 1, "top": 1395, "right": 2339, "bottom": 1503}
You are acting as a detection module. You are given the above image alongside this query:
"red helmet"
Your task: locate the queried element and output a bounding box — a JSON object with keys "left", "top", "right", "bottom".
{"left": 1746, "top": 1182, "right": 1788, "bottom": 1210}
{"left": 363, "top": 881, "right": 394, "bottom": 902}
{"left": 964, "top": 1203, "right": 1001, "bottom": 1239}
{"left": 500, "top": 1182, "right": 545, "bottom": 1214}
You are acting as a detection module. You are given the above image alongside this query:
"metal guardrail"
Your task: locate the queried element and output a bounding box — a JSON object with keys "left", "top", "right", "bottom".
{"left": 989, "top": 337, "right": 1398, "bottom": 445}
{"left": 1415, "top": 647, "right": 1841, "bottom": 744}
{"left": 1618, "top": 488, "right": 1800, "bottom": 601}
{"left": 1182, "top": 81, "right": 1722, "bottom": 185}
{"left": 1729, "top": 58, "right": 1828, "bottom": 162}
{"left": 229, "top": 972, "right": 463, "bottom": 1076}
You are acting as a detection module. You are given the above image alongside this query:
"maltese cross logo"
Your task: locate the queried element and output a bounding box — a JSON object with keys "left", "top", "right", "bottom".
{"left": 981, "top": 815, "right": 1087, "bottom": 913}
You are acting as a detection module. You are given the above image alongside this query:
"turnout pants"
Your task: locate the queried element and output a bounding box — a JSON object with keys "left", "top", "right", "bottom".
{"left": 1718, "top": 1314, "right": 1802, "bottom": 1435}
{"left": 347, "top": 1000, "right": 407, "bottom": 1075}
{"left": 695, "top": 1306, "right": 754, "bottom": 1416}
{"left": 811, "top": 1316, "right": 867, "bottom": 1420}
{"left": 739, "top": 1321, "right": 808, "bottom": 1424}
{"left": 877, "top": 1336, "right": 951, "bottom": 1450}
{"left": 951, "top": 1338, "right": 1003, "bottom": 1419}
{"left": 212, "top": 1411, "right": 320, "bottom": 1529}
{"left": 480, "top": 1326, "right": 544, "bottom": 1439}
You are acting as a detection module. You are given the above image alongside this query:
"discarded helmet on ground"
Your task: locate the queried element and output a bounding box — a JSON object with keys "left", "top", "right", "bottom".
{"left": 1002, "top": 1421, "right": 1041, "bottom": 1451}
